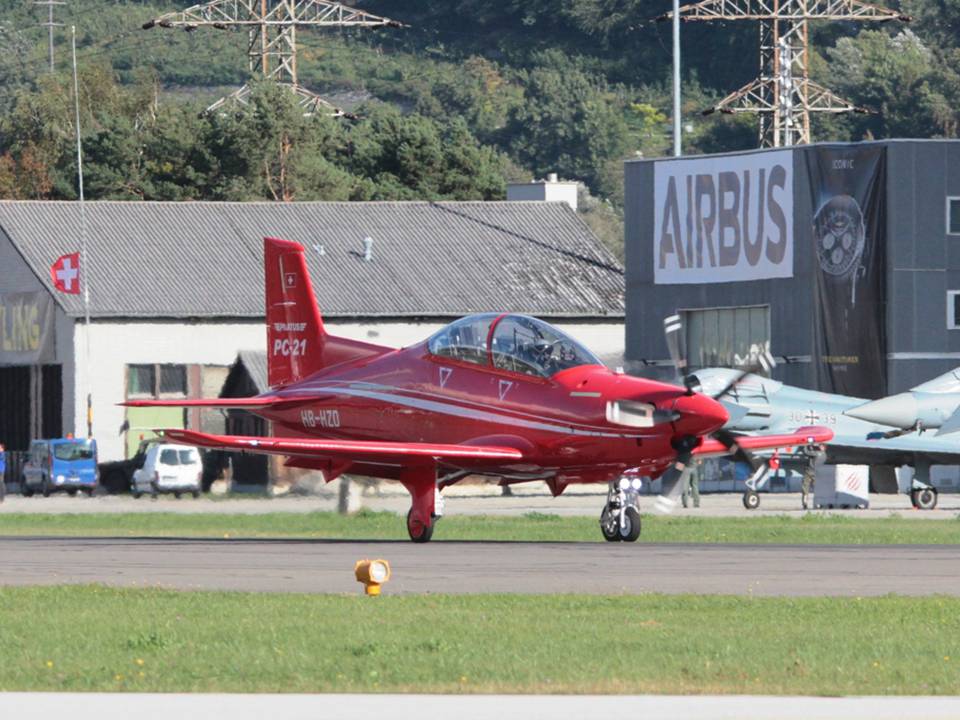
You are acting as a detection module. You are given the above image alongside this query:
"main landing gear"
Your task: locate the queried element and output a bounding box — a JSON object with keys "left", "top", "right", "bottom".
{"left": 402, "top": 467, "right": 445, "bottom": 543}
{"left": 600, "top": 478, "right": 642, "bottom": 542}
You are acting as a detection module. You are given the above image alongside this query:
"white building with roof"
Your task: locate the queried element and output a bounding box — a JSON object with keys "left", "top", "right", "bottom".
{"left": 0, "top": 200, "right": 625, "bottom": 467}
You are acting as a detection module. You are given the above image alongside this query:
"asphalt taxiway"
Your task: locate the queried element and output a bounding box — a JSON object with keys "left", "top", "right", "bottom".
{"left": 1, "top": 536, "right": 958, "bottom": 596}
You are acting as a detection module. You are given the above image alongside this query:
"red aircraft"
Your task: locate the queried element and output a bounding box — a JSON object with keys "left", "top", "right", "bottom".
{"left": 125, "top": 237, "right": 832, "bottom": 542}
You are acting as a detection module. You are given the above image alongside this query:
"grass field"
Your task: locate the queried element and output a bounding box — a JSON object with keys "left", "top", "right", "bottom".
{"left": 0, "top": 510, "right": 959, "bottom": 543}
{"left": 0, "top": 585, "right": 957, "bottom": 694}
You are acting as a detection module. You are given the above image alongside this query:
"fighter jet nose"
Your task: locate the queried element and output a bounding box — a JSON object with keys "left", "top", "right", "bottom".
{"left": 845, "top": 392, "right": 918, "bottom": 428}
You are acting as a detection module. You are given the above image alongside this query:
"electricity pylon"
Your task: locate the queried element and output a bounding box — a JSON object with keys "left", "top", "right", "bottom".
{"left": 34, "top": 0, "right": 64, "bottom": 72}
{"left": 659, "top": 0, "right": 909, "bottom": 146}
{"left": 144, "top": 1, "right": 404, "bottom": 116}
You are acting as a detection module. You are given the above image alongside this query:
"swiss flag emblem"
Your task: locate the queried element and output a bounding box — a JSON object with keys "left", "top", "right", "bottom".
{"left": 51, "top": 252, "right": 81, "bottom": 294}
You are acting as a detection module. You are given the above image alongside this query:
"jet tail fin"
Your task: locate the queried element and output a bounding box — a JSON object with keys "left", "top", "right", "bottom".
{"left": 264, "top": 237, "right": 389, "bottom": 387}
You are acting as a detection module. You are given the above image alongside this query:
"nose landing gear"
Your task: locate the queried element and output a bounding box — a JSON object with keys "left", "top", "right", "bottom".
{"left": 600, "top": 479, "right": 642, "bottom": 542}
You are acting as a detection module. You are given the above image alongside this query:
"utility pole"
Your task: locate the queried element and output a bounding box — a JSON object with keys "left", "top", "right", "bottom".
{"left": 143, "top": 1, "right": 404, "bottom": 116}
{"left": 658, "top": 0, "right": 910, "bottom": 147}
{"left": 672, "top": 0, "right": 681, "bottom": 156}
{"left": 34, "top": 0, "right": 64, "bottom": 72}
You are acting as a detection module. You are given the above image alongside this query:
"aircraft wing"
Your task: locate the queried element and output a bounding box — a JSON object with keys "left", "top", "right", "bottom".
{"left": 822, "top": 432, "right": 960, "bottom": 466}
{"left": 123, "top": 397, "right": 298, "bottom": 409}
{"left": 162, "top": 428, "right": 524, "bottom": 464}
{"left": 694, "top": 426, "right": 834, "bottom": 458}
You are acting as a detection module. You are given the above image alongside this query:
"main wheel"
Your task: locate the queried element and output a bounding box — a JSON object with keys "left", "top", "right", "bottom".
{"left": 192, "top": 490, "right": 200, "bottom": 499}
{"left": 41, "top": 480, "right": 51, "bottom": 498}
{"left": 406, "top": 509, "right": 434, "bottom": 543}
{"left": 68, "top": 489, "right": 77, "bottom": 497}
{"left": 619, "top": 506, "right": 641, "bottom": 542}
{"left": 916, "top": 487, "right": 938, "bottom": 510}
{"left": 21, "top": 478, "right": 33, "bottom": 498}
{"left": 174, "top": 492, "right": 182, "bottom": 499}
{"left": 132, "top": 490, "right": 142, "bottom": 499}
{"left": 600, "top": 507, "right": 621, "bottom": 542}
{"left": 742, "top": 491, "right": 760, "bottom": 510}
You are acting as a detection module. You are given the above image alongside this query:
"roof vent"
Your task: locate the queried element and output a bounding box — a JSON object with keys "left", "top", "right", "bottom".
{"left": 547, "top": 172, "right": 558, "bottom": 183}
{"left": 362, "top": 236, "right": 373, "bottom": 262}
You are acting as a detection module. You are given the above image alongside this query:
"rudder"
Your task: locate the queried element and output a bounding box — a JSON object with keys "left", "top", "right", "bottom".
{"left": 264, "top": 237, "right": 389, "bottom": 388}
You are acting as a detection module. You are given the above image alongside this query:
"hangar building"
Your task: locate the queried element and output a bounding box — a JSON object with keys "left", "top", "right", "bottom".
{"left": 625, "top": 139, "right": 960, "bottom": 400}
{"left": 0, "top": 200, "right": 624, "bottom": 465}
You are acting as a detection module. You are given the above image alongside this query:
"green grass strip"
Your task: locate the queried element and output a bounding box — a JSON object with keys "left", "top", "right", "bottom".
{"left": 1, "top": 510, "right": 960, "bottom": 543}
{"left": 0, "top": 586, "right": 958, "bottom": 694}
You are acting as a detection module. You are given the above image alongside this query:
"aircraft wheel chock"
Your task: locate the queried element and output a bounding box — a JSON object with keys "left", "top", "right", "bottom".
{"left": 619, "top": 507, "right": 641, "bottom": 542}
{"left": 916, "top": 488, "right": 938, "bottom": 510}
{"left": 406, "top": 509, "right": 434, "bottom": 543}
{"left": 742, "top": 491, "right": 760, "bottom": 510}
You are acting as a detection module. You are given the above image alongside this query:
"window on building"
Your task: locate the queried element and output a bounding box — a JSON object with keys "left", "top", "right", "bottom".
{"left": 682, "top": 306, "right": 771, "bottom": 372}
{"left": 948, "top": 198, "right": 960, "bottom": 236}
{"left": 159, "top": 365, "right": 188, "bottom": 395}
{"left": 127, "top": 365, "right": 156, "bottom": 396}
{"left": 126, "top": 364, "right": 188, "bottom": 397}
{"left": 948, "top": 291, "right": 960, "bottom": 330}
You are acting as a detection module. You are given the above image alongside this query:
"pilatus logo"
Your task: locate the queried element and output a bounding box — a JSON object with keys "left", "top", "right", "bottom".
{"left": 273, "top": 323, "right": 307, "bottom": 333}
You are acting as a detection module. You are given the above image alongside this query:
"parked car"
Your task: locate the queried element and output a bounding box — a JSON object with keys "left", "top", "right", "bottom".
{"left": 132, "top": 443, "right": 202, "bottom": 498}
{"left": 21, "top": 437, "right": 99, "bottom": 497}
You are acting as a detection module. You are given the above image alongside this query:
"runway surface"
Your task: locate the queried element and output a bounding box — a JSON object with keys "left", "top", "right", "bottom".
{"left": 5, "top": 693, "right": 960, "bottom": 720}
{"left": 2, "top": 536, "right": 958, "bottom": 596}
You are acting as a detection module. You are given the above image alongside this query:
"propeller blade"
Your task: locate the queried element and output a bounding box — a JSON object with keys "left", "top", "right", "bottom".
{"left": 713, "top": 428, "right": 762, "bottom": 472}
{"left": 654, "top": 454, "right": 692, "bottom": 514}
{"left": 663, "top": 314, "right": 688, "bottom": 383}
{"left": 710, "top": 349, "right": 776, "bottom": 401}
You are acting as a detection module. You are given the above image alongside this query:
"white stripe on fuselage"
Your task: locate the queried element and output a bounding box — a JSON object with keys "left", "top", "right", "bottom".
{"left": 281, "top": 381, "right": 643, "bottom": 439}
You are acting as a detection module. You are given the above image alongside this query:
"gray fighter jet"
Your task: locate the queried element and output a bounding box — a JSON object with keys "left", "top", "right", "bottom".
{"left": 662, "top": 317, "right": 957, "bottom": 510}
{"left": 845, "top": 369, "right": 960, "bottom": 437}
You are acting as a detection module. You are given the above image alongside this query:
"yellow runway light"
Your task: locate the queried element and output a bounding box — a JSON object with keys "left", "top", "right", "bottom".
{"left": 354, "top": 559, "right": 391, "bottom": 596}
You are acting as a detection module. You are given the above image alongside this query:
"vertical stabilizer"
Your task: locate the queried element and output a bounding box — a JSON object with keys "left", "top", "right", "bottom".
{"left": 264, "top": 237, "right": 389, "bottom": 388}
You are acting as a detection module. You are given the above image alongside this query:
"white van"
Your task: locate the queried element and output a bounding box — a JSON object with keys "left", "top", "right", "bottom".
{"left": 132, "top": 443, "right": 202, "bottom": 498}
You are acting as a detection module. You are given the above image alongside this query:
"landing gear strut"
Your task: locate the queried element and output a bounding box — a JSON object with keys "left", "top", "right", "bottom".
{"left": 600, "top": 479, "right": 641, "bottom": 542}
{"left": 402, "top": 467, "right": 444, "bottom": 543}
{"left": 741, "top": 463, "right": 770, "bottom": 511}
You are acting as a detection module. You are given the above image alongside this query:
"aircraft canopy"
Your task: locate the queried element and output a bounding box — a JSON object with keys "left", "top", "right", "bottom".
{"left": 428, "top": 313, "right": 601, "bottom": 378}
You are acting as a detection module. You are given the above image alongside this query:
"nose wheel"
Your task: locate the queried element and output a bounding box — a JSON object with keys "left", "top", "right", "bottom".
{"left": 600, "top": 481, "right": 642, "bottom": 542}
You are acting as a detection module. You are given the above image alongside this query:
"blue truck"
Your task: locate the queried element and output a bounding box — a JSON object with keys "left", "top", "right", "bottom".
{"left": 21, "top": 438, "right": 99, "bottom": 497}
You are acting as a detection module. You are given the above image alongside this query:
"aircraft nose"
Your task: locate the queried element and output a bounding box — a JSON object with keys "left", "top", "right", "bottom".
{"left": 845, "top": 392, "right": 918, "bottom": 427}
{"left": 673, "top": 392, "right": 729, "bottom": 433}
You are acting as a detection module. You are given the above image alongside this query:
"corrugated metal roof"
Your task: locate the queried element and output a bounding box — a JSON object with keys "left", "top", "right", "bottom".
{"left": 0, "top": 201, "right": 624, "bottom": 319}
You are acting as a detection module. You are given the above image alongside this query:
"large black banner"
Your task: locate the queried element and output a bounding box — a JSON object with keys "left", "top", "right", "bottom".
{"left": 808, "top": 146, "right": 887, "bottom": 399}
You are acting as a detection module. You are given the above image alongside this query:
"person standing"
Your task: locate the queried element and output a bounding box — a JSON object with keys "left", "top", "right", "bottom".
{"left": 682, "top": 457, "right": 702, "bottom": 509}
{"left": 801, "top": 444, "right": 827, "bottom": 510}
{"left": 0, "top": 443, "right": 6, "bottom": 503}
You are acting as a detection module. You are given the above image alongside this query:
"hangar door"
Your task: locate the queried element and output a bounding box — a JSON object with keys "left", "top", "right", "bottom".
{"left": 683, "top": 306, "right": 770, "bottom": 372}
{"left": 0, "top": 365, "right": 62, "bottom": 451}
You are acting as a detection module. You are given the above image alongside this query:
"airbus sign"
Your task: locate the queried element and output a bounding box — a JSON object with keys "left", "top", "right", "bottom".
{"left": 653, "top": 151, "right": 793, "bottom": 284}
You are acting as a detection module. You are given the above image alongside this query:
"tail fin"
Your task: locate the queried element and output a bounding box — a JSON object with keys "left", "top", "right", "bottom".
{"left": 264, "top": 237, "right": 389, "bottom": 388}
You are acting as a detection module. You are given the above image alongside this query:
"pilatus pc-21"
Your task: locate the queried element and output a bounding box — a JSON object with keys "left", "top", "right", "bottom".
{"left": 125, "top": 238, "right": 831, "bottom": 542}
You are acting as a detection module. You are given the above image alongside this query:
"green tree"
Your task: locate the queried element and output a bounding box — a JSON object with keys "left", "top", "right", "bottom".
{"left": 505, "top": 58, "right": 629, "bottom": 195}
